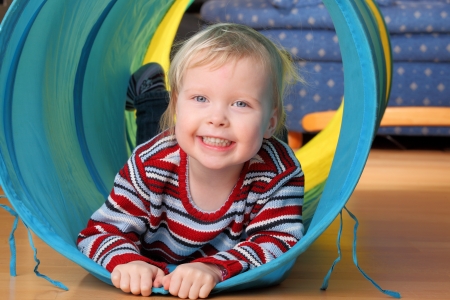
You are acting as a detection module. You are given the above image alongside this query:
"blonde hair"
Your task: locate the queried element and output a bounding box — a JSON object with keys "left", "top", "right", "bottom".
{"left": 160, "top": 23, "right": 303, "bottom": 136}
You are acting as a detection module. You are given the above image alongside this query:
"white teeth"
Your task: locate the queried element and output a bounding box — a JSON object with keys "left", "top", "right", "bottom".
{"left": 202, "top": 136, "right": 231, "bottom": 147}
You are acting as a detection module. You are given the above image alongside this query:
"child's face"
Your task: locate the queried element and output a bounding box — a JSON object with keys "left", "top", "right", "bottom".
{"left": 174, "top": 56, "right": 277, "bottom": 172}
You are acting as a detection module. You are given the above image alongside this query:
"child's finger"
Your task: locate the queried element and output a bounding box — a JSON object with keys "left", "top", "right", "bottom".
{"left": 162, "top": 272, "right": 173, "bottom": 290}
{"left": 188, "top": 280, "right": 204, "bottom": 299}
{"left": 128, "top": 272, "right": 142, "bottom": 295}
{"left": 139, "top": 270, "right": 153, "bottom": 297}
{"left": 176, "top": 276, "right": 194, "bottom": 299}
{"left": 119, "top": 272, "right": 131, "bottom": 293}
{"left": 110, "top": 269, "right": 121, "bottom": 288}
{"left": 168, "top": 273, "right": 184, "bottom": 297}
{"left": 198, "top": 282, "right": 215, "bottom": 299}
{"left": 152, "top": 268, "right": 165, "bottom": 288}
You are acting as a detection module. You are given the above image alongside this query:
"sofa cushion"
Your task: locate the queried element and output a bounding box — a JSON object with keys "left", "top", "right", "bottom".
{"left": 270, "top": 0, "right": 395, "bottom": 9}
{"left": 283, "top": 61, "right": 450, "bottom": 134}
{"left": 260, "top": 29, "right": 450, "bottom": 62}
{"left": 201, "top": 0, "right": 450, "bottom": 33}
{"left": 270, "top": 0, "right": 322, "bottom": 9}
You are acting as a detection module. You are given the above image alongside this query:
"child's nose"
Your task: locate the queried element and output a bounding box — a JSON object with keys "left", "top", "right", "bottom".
{"left": 208, "top": 106, "right": 229, "bottom": 127}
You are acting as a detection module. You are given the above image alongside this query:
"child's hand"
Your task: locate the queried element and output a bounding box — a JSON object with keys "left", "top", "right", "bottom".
{"left": 111, "top": 260, "right": 165, "bottom": 296}
{"left": 162, "top": 262, "right": 222, "bottom": 299}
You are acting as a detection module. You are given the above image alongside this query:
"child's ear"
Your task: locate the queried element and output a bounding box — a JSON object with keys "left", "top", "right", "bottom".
{"left": 263, "top": 109, "right": 278, "bottom": 139}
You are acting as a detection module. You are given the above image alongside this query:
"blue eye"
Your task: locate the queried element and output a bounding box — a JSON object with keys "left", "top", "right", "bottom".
{"left": 234, "top": 101, "right": 247, "bottom": 107}
{"left": 195, "top": 96, "right": 207, "bottom": 102}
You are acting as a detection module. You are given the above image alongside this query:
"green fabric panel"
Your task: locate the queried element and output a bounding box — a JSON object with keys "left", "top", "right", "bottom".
{"left": 303, "top": 181, "right": 326, "bottom": 233}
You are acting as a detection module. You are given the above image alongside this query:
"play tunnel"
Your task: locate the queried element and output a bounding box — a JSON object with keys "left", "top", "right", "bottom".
{"left": 0, "top": 0, "right": 397, "bottom": 296}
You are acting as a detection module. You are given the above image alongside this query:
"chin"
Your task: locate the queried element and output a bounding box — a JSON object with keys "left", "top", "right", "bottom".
{"left": 199, "top": 160, "right": 243, "bottom": 171}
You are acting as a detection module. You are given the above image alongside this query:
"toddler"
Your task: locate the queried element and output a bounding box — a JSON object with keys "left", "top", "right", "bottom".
{"left": 77, "top": 23, "right": 305, "bottom": 299}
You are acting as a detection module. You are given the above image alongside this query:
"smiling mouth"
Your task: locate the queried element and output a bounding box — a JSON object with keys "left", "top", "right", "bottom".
{"left": 202, "top": 136, "right": 232, "bottom": 147}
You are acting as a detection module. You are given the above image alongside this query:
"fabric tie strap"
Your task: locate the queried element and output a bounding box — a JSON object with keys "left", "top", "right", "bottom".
{"left": 321, "top": 206, "right": 401, "bottom": 299}
{"left": 0, "top": 198, "right": 19, "bottom": 277}
{"left": 0, "top": 196, "right": 68, "bottom": 291}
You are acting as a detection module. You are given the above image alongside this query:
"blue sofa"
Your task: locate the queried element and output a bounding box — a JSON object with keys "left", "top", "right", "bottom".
{"left": 200, "top": 0, "right": 450, "bottom": 138}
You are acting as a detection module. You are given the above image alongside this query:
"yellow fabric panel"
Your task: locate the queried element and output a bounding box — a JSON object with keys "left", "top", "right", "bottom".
{"left": 143, "top": 0, "right": 192, "bottom": 73}
{"left": 366, "top": 0, "right": 392, "bottom": 101}
{"left": 295, "top": 103, "right": 343, "bottom": 193}
{"left": 138, "top": 0, "right": 387, "bottom": 198}
{"left": 296, "top": 1, "right": 391, "bottom": 194}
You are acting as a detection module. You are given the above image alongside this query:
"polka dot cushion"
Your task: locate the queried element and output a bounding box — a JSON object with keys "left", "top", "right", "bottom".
{"left": 201, "top": 0, "right": 450, "bottom": 136}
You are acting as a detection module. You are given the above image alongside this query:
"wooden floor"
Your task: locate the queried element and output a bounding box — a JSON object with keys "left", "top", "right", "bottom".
{"left": 1, "top": 149, "right": 449, "bottom": 299}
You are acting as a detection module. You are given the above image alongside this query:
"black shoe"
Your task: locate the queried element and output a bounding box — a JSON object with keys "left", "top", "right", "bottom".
{"left": 126, "top": 62, "right": 166, "bottom": 110}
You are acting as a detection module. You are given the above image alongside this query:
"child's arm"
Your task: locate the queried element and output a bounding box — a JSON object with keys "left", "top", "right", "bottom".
{"left": 192, "top": 169, "right": 304, "bottom": 280}
{"left": 76, "top": 152, "right": 168, "bottom": 275}
{"left": 162, "top": 169, "right": 304, "bottom": 298}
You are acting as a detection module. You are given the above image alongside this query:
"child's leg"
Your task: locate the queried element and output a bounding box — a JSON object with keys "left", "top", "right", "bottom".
{"left": 126, "top": 63, "right": 169, "bottom": 145}
{"left": 135, "top": 89, "right": 168, "bottom": 145}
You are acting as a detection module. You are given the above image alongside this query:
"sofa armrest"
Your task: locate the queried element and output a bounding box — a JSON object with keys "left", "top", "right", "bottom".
{"left": 302, "top": 107, "right": 450, "bottom": 132}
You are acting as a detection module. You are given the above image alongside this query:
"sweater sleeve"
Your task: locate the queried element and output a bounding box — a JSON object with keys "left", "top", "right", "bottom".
{"left": 76, "top": 151, "right": 168, "bottom": 274}
{"left": 192, "top": 169, "right": 304, "bottom": 280}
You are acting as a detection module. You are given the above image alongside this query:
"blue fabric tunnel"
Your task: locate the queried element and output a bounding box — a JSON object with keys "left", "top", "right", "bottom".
{"left": 0, "top": 0, "right": 398, "bottom": 296}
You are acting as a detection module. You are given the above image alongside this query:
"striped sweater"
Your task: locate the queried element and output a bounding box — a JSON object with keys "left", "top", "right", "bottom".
{"left": 77, "top": 132, "right": 304, "bottom": 280}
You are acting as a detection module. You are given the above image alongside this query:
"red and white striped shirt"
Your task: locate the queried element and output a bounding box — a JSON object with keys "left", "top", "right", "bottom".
{"left": 77, "top": 132, "right": 304, "bottom": 280}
